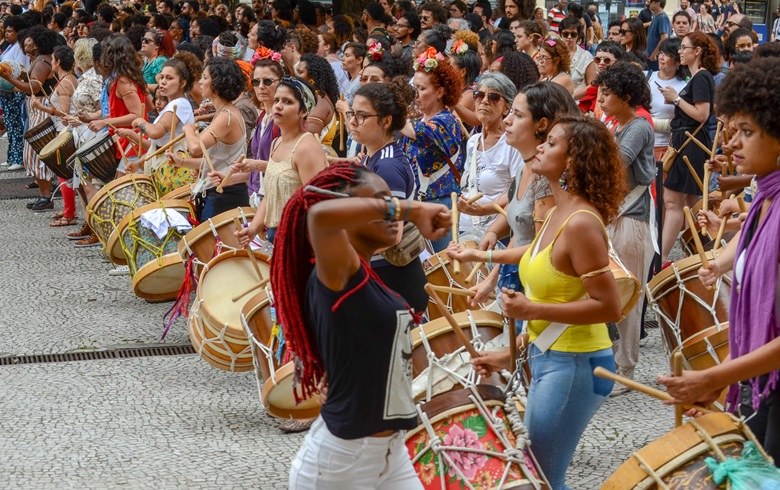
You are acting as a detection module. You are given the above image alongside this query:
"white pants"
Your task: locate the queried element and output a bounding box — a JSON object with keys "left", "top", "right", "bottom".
{"left": 289, "top": 417, "right": 423, "bottom": 490}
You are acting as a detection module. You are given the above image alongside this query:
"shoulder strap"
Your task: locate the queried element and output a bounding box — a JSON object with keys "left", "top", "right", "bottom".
{"left": 291, "top": 132, "right": 312, "bottom": 156}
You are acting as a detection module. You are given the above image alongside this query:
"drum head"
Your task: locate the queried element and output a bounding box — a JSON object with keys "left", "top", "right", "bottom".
{"left": 77, "top": 131, "right": 113, "bottom": 156}
{"left": 178, "top": 207, "right": 256, "bottom": 264}
{"left": 39, "top": 130, "right": 73, "bottom": 158}
{"left": 261, "top": 362, "right": 321, "bottom": 420}
{"left": 132, "top": 254, "right": 185, "bottom": 303}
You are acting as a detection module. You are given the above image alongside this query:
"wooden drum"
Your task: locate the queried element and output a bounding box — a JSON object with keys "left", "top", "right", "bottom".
{"left": 178, "top": 207, "right": 256, "bottom": 269}
{"left": 423, "top": 240, "right": 488, "bottom": 320}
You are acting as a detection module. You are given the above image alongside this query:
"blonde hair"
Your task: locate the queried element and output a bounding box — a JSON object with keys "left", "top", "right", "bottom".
{"left": 454, "top": 30, "right": 479, "bottom": 52}
{"left": 74, "top": 37, "right": 97, "bottom": 72}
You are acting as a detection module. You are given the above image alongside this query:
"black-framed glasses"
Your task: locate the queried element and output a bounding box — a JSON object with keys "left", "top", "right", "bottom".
{"left": 593, "top": 56, "right": 614, "bottom": 65}
{"left": 619, "top": 28, "right": 632, "bottom": 35}
{"left": 560, "top": 31, "right": 578, "bottom": 39}
{"left": 252, "top": 77, "right": 280, "bottom": 87}
{"left": 141, "top": 38, "right": 154, "bottom": 44}
{"left": 473, "top": 91, "right": 502, "bottom": 104}
{"left": 420, "top": 15, "right": 431, "bottom": 21}
{"left": 345, "top": 111, "right": 380, "bottom": 124}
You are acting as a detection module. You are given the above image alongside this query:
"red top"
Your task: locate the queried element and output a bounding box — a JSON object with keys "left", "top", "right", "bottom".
{"left": 108, "top": 76, "right": 147, "bottom": 158}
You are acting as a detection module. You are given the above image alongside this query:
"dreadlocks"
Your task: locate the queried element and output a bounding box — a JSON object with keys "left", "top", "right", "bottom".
{"left": 270, "top": 162, "right": 373, "bottom": 401}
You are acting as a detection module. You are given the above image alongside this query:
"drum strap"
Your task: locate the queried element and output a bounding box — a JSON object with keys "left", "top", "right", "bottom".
{"left": 531, "top": 321, "right": 570, "bottom": 353}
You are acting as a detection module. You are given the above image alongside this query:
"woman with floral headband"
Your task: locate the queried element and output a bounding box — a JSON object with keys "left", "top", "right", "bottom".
{"left": 450, "top": 38, "right": 483, "bottom": 128}
{"left": 536, "top": 37, "right": 574, "bottom": 96}
{"left": 400, "top": 47, "right": 465, "bottom": 251}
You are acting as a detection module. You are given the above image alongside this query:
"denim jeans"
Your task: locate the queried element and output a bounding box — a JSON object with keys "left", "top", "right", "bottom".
{"left": 425, "top": 195, "right": 453, "bottom": 252}
{"left": 266, "top": 226, "right": 276, "bottom": 244}
{"left": 198, "top": 183, "right": 249, "bottom": 221}
{"left": 525, "top": 344, "right": 615, "bottom": 490}
{"left": 289, "top": 417, "right": 422, "bottom": 489}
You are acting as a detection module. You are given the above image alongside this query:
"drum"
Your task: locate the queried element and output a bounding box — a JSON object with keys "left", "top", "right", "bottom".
{"left": 160, "top": 184, "right": 192, "bottom": 201}
{"left": 115, "top": 199, "right": 192, "bottom": 302}
{"left": 76, "top": 132, "right": 120, "bottom": 184}
{"left": 406, "top": 385, "right": 549, "bottom": 490}
{"left": 86, "top": 174, "right": 159, "bottom": 259}
{"left": 147, "top": 152, "right": 196, "bottom": 197}
{"left": 607, "top": 255, "right": 643, "bottom": 319}
{"left": 0, "top": 61, "right": 23, "bottom": 92}
{"left": 411, "top": 310, "right": 507, "bottom": 402}
{"left": 178, "top": 207, "right": 256, "bottom": 267}
{"left": 646, "top": 252, "right": 731, "bottom": 354}
{"left": 423, "top": 240, "right": 489, "bottom": 319}
{"left": 671, "top": 322, "right": 730, "bottom": 408}
{"left": 24, "top": 117, "right": 56, "bottom": 155}
{"left": 681, "top": 194, "right": 723, "bottom": 257}
{"left": 39, "top": 130, "right": 76, "bottom": 180}
{"left": 189, "top": 249, "right": 270, "bottom": 372}
{"left": 260, "top": 361, "right": 321, "bottom": 420}
{"left": 241, "top": 290, "right": 281, "bottom": 388}
{"left": 603, "top": 412, "right": 771, "bottom": 489}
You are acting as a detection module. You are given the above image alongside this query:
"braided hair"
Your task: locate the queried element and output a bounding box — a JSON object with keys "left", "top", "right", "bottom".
{"left": 271, "top": 163, "right": 373, "bottom": 401}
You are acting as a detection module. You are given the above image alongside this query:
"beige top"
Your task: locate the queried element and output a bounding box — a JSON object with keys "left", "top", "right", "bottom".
{"left": 263, "top": 132, "right": 311, "bottom": 228}
{"left": 196, "top": 108, "right": 247, "bottom": 192}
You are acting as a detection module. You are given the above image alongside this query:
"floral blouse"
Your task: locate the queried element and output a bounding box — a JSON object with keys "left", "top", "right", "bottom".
{"left": 402, "top": 108, "right": 464, "bottom": 200}
{"left": 71, "top": 67, "right": 103, "bottom": 115}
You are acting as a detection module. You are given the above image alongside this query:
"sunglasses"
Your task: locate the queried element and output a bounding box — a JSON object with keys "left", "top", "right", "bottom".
{"left": 593, "top": 56, "right": 614, "bottom": 65}
{"left": 141, "top": 38, "right": 155, "bottom": 44}
{"left": 252, "top": 77, "right": 279, "bottom": 87}
{"left": 560, "top": 31, "right": 578, "bottom": 39}
{"left": 420, "top": 15, "right": 431, "bottom": 20}
{"left": 473, "top": 90, "right": 502, "bottom": 104}
{"left": 619, "top": 29, "right": 632, "bottom": 35}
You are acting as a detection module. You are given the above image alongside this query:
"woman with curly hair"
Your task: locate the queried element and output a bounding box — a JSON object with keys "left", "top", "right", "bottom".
{"left": 657, "top": 31, "right": 718, "bottom": 264}
{"left": 167, "top": 58, "right": 249, "bottom": 220}
{"left": 536, "top": 38, "right": 574, "bottom": 95}
{"left": 595, "top": 61, "right": 655, "bottom": 390}
{"left": 295, "top": 52, "right": 339, "bottom": 147}
{"left": 400, "top": 48, "right": 465, "bottom": 251}
{"left": 496, "top": 51, "right": 540, "bottom": 93}
{"left": 450, "top": 39, "right": 482, "bottom": 127}
{"left": 0, "top": 25, "right": 59, "bottom": 210}
{"left": 140, "top": 28, "right": 175, "bottom": 93}
{"left": 659, "top": 58, "right": 780, "bottom": 465}
{"left": 451, "top": 115, "right": 626, "bottom": 489}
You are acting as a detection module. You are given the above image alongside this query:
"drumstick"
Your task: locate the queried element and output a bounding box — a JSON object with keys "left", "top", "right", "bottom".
{"left": 593, "top": 366, "right": 713, "bottom": 414}
{"left": 464, "top": 263, "right": 480, "bottom": 284}
{"left": 197, "top": 133, "right": 216, "bottom": 172}
{"left": 713, "top": 211, "right": 729, "bottom": 252}
{"left": 684, "top": 131, "right": 715, "bottom": 156}
{"left": 508, "top": 319, "right": 517, "bottom": 372}
{"left": 338, "top": 95, "right": 345, "bottom": 152}
{"left": 683, "top": 206, "right": 709, "bottom": 268}
{"left": 424, "top": 283, "right": 479, "bottom": 358}
{"left": 492, "top": 202, "right": 508, "bottom": 218}
{"left": 139, "top": 133, "right": 185, "bottom": 163}
{"left": 701, "top": 122, "right": 722, "bottom": 236}
{"left": 467, "top": 192, "right": 484, "bottom": 204}
{"left": 112, "top": 134, "right": 130, "bottom": 167}
{"left": 451, "top": 192, "right": 460, "bottom": 274}
{"left": 672, "top": 351, "right": 683, "bottom": 427}
{"left": 736, "top": 195, "right": 747, "bottom": 213}
{"left": 230, "top": 277, "right": 271, "bottom": 302}
{"left": 169, "top": 104, "right": 177, "bottom": 142}
{"left": 233, "top": 217, "right": 264, "bottom": 282}
{"left": 427, "top": 284, "right": 476, "bottom": 297}
{"left": 682, "top": 156, "right": 704, "bottom": 193}
{"left": 217, "top": 156, "right": 244, "bottom": 193}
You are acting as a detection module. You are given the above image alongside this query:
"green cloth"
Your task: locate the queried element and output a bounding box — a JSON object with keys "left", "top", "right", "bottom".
{"left": 142, "top": 56, "right": 168, "bottom": 85}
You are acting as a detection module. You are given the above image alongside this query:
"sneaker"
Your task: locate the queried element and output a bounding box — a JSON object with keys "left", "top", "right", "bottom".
{"left": 0, "top": 162, "right": 9, "bottom": 171}
{"left": 610, "top": 366, "right": 634, "bottom": 397}
{"left": 7, "top": 163, "right": 23, "bottom": 171}
{"left": 74, "top": 235, "right": 100, "bottom": 248}
{"left": 25, "top": 181, "right": 39, "bottom": 189}
{"left": 30, "top": 198, "right": 53, "bottom": 211}
{"left": 108, "top": 265, "right": 130, "bottom": 276}
{"left": 277, "top": 418, "right": 314, "bottom": 433}
{"left": 67, "top": 223, "right": 92, "bottom": 240}
{"left": 26, "top": 198, "right": 43, "bottom": 209}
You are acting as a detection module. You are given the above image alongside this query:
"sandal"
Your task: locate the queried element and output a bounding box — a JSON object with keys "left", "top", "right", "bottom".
{"left": 50, "top": 216, "right": 78, "bottom": 227}
{"left": 51, "top": 211, "right": 65, "bottom": 220}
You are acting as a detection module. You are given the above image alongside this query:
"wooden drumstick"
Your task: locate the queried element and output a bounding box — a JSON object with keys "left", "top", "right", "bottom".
{"left": 230, "top": 277, "right": 271, "bottom": 302}
{"left": 217, "top": 156, "right": 244, "bottom": 193}
{"left": 338, "top": 95, "right": 345, "bottom": 152}
{"left": 683, "top": 206, "right": 709, "bottom": 268}
{"left": 684, "top": 131, "right": 715, "bottom": 155}
{"left": 169, "top": 104, "right": 177, "bottom": 142}
{"left": 682, "top": 156, "right": 704, "bottom": 193}
{"left": 427, "top": 284, "right": 476, "bottom": 297}
{"left": 467, "top": 192, "right": 483, "bottom": 204}
{"left": 508, "top": 319, "right": 517, "bottom": 372}
{"left": 701, "top": 122, "right": 722, "bottom": 236}
{"left": 736, "top": 195, "right": 747, "bottom": 213}
{"left": 464, "top": 263, "right": 481, "bottom": 284}
{"left": 234, "top": 217, "right": 264, "bottom": 282}
{"left": 451, "top": 192, "right": 460, "bottom": 274}
{"left": 197, "top": 135, "right": 216, "bottom": 172}
{"left": 672, "top": 351, "right": 683, "bottom": 427}
{"left": 492, "top": 202, "right": 508, "bottom": 218}
{"left": 593, "top": 366, "right": 713, "bottom": 414}
{"left": 140, "top": 133, "right": 185, "bottom": 163}
{"left": 713, "top": 212, "right": 729, "bottom": 252}
{"left": 424, "top": 283, "right": 479, "bottom": 358}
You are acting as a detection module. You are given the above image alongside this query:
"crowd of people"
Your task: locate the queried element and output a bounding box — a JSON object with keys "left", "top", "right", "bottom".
{"left": 1, "top": 0, "right": 777, "bottom": 487}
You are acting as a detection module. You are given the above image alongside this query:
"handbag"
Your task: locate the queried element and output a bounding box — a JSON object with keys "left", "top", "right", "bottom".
{"left": 381, "top": 221, "right": 426, "bottom": 266}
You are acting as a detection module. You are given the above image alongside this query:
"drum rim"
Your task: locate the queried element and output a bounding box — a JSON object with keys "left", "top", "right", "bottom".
{"left": 647, "top": 251, "right": 721, "bottom": 294}
{"left": 422, "top": 239, "right": 479, "bottom": 274}
{"left": 110, "top": 199, "right": 192, "bottom": 265}
{"left": 411, "top": 310, "right": 504, "bottom": 346}
{"left": 675, "top": 322, "right": 729, "bottom": 357}
{"left": 75, "top": 131, "right": 115, "bottom": 156}
{"left": 241, "top": 291, "right": 272, "bottom": 342}
{"left": 86, "top": 174, "right": 158, "bottom": 246}
{"left": 260, "top": 361, "right": 321, "bottom": 419}
{"left": 178, "top": 207, "right": 257, "bottom": 261}
{"left": 188, "top": 314, "right": 254, "bottom": 368}
{"left": 39, "top": 130, "right": 75, "bottom": 158}
{"left": 131, "top": 254, "right": 185, "bottom": 302}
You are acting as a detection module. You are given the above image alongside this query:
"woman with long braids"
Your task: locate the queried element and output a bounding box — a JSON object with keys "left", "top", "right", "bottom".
{"left": 295, "top": 52, "right": 339, "bottom": 148}
{"left": 0, "top": 26, "right": 58, "bottom": 211}
{"left": 449, "top": 115, "right": 627, "bottom": 489}
{"left": 273, "top": 163, "right": 450, "bottom": 488}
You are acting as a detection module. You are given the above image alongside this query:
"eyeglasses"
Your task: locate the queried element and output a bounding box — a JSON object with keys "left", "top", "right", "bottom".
{"left": 473, "top": 91, "right": 502, "bottom": 104}
{"left": 420, "top": 15, "right": 431, "bottom": 21}
{"left": 679, "top": 44, "right": 696, "bottom": 50}
{"left": 725, "top": 20, "right": 739, "bottom": 28}
{"left": 593, "top": 56, "right": 614, "bottom": 65}
{"left": 345, "top": 111, "right": 380, "bottom": 124}
{"left": 619, "top": 29, "right": 632, "bottom": 35}
{"left": 252, "top": 77, "right": 279, "bottom": 87}
{"left": 536, "top": 55, "right": 552, "bottom": 62}
{"left": 141, "top": 38, "right": 154, "bottom": 44}
{"left": 560, "top": 31, "right": 578, "bottom": 39}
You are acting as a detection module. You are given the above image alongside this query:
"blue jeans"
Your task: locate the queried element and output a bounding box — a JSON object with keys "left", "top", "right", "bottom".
{"left": 525, "top": 344, "right": 615, "bottom": 490}
{"left": 266, "top": 226, "right": 276, "bottom": 244}
{"left": 425, "top": 195, "right": 453, "bottom": 252}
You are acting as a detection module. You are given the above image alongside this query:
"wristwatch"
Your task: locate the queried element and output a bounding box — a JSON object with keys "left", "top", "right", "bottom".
{"left": 673, "top": 97, "right": 681, "bottom": 106}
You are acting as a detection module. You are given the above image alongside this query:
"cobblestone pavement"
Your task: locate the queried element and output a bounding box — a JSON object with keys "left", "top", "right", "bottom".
{"left": 0, "top": 171, "right": 679, "bottom": 489}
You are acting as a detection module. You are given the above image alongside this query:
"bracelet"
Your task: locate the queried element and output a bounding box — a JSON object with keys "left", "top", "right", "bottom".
{"left": 383, "top": 196, "right": 396, "bottom": 221}
{"left": 402, "top": 200, "right": 412, "bottom": 221}
{"left": 139, "top": 122, "right": 147, "bottom": 135}
{"left": 392, "top": 197, "right": 402, "bottom": 221}
{"left": 486, "top": 250, "right": 493, "bottom": 267}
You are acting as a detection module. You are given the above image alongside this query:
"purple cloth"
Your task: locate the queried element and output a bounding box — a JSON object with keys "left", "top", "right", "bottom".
{"left": 726, "top": 170, "right": 780, "bottom": 411}
{"left": 248, "top": 112, "right": 277, "bottom": 195}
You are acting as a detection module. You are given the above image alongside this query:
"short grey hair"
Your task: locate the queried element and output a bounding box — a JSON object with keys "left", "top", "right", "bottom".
{"left": 475, "top": 71, "right": 517, "bottom": 103}
{"left": 447, "top": 18, "right": 470, "bottom": 32}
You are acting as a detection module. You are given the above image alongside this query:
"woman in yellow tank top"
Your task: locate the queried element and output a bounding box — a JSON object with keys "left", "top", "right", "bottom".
{"left": 448, "top": 115, "right": 628, "bottom": 490}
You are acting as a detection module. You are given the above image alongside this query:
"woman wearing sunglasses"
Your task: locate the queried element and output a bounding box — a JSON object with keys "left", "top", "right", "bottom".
{"left": 577, "top": 40, "right": 624, "bottom": 116}
{"left": 647, "top": 38, "right": 687, "bottom": 162}
{"left": 456, "top": 72, "right": 522, "bottom": 235}
{"left": 140, "top": 28, "right": 175, "bottom": 94}
{"left": 535, "top": 38, "right": 574, "bottom": 95}
{"left": 619, "top": 18, "right": 648, "bottom": 62}
{"left": 558, "top": 17, "right": 596, "bottom": 101}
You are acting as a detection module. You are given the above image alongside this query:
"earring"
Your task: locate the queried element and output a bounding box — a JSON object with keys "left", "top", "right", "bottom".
{"left": 559, "top": 169, "right": 569, "bottom": 190}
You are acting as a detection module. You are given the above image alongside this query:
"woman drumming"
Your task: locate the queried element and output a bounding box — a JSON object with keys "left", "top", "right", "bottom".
{"left": 167, "top": 58, "right": 248, "bottom": 221}
{"left": 31, "top": 46, "right": 78, "bottom": 227}
{"left": 450, "top": 115, "right": 627, "bottom": 489}
{"left": 456, "top": 72, "right": 522, "bottom": 235}
{"left": 275, "top": 163, "right": 450, "bottom": 488}
{"left": 0, "top": 26, "right": 58, "bottom": 211}
{"left": 235, "top": 77, "right": 327, "bottom": 244}
{"left": 535, "top": 38, "right": 574, "bottom": 96}
{"left": 658, "top": 58, "right": 780, "bottom": 465}
{"left": 471, "top": 82, "right": 575, "bottom": 308}
{"left": 657, "top": 32, "right": 718, "bottom": 264}
{"left": 400, "top": 47, "right": 464, "bottom": 251}
{"left": 347, "top": 79, "right": 429, "bottom": 313}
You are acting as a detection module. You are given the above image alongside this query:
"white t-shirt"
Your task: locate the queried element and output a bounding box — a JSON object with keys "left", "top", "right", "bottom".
{"left": 460, "top": 132, "right": 523, "bottom": 231}
{"left": 570, "top": 46, "right": 594, "bottom": 96}
{"left": 648, "top": 72, "right": 688, "bottom": 148}
{"left": 152, "top": 97, "right": 195, "bottom": 147}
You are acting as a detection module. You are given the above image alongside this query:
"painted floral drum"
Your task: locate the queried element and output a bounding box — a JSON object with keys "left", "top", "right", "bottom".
{"left": 406, "top": 385, "right": 548, "bottom": 489}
